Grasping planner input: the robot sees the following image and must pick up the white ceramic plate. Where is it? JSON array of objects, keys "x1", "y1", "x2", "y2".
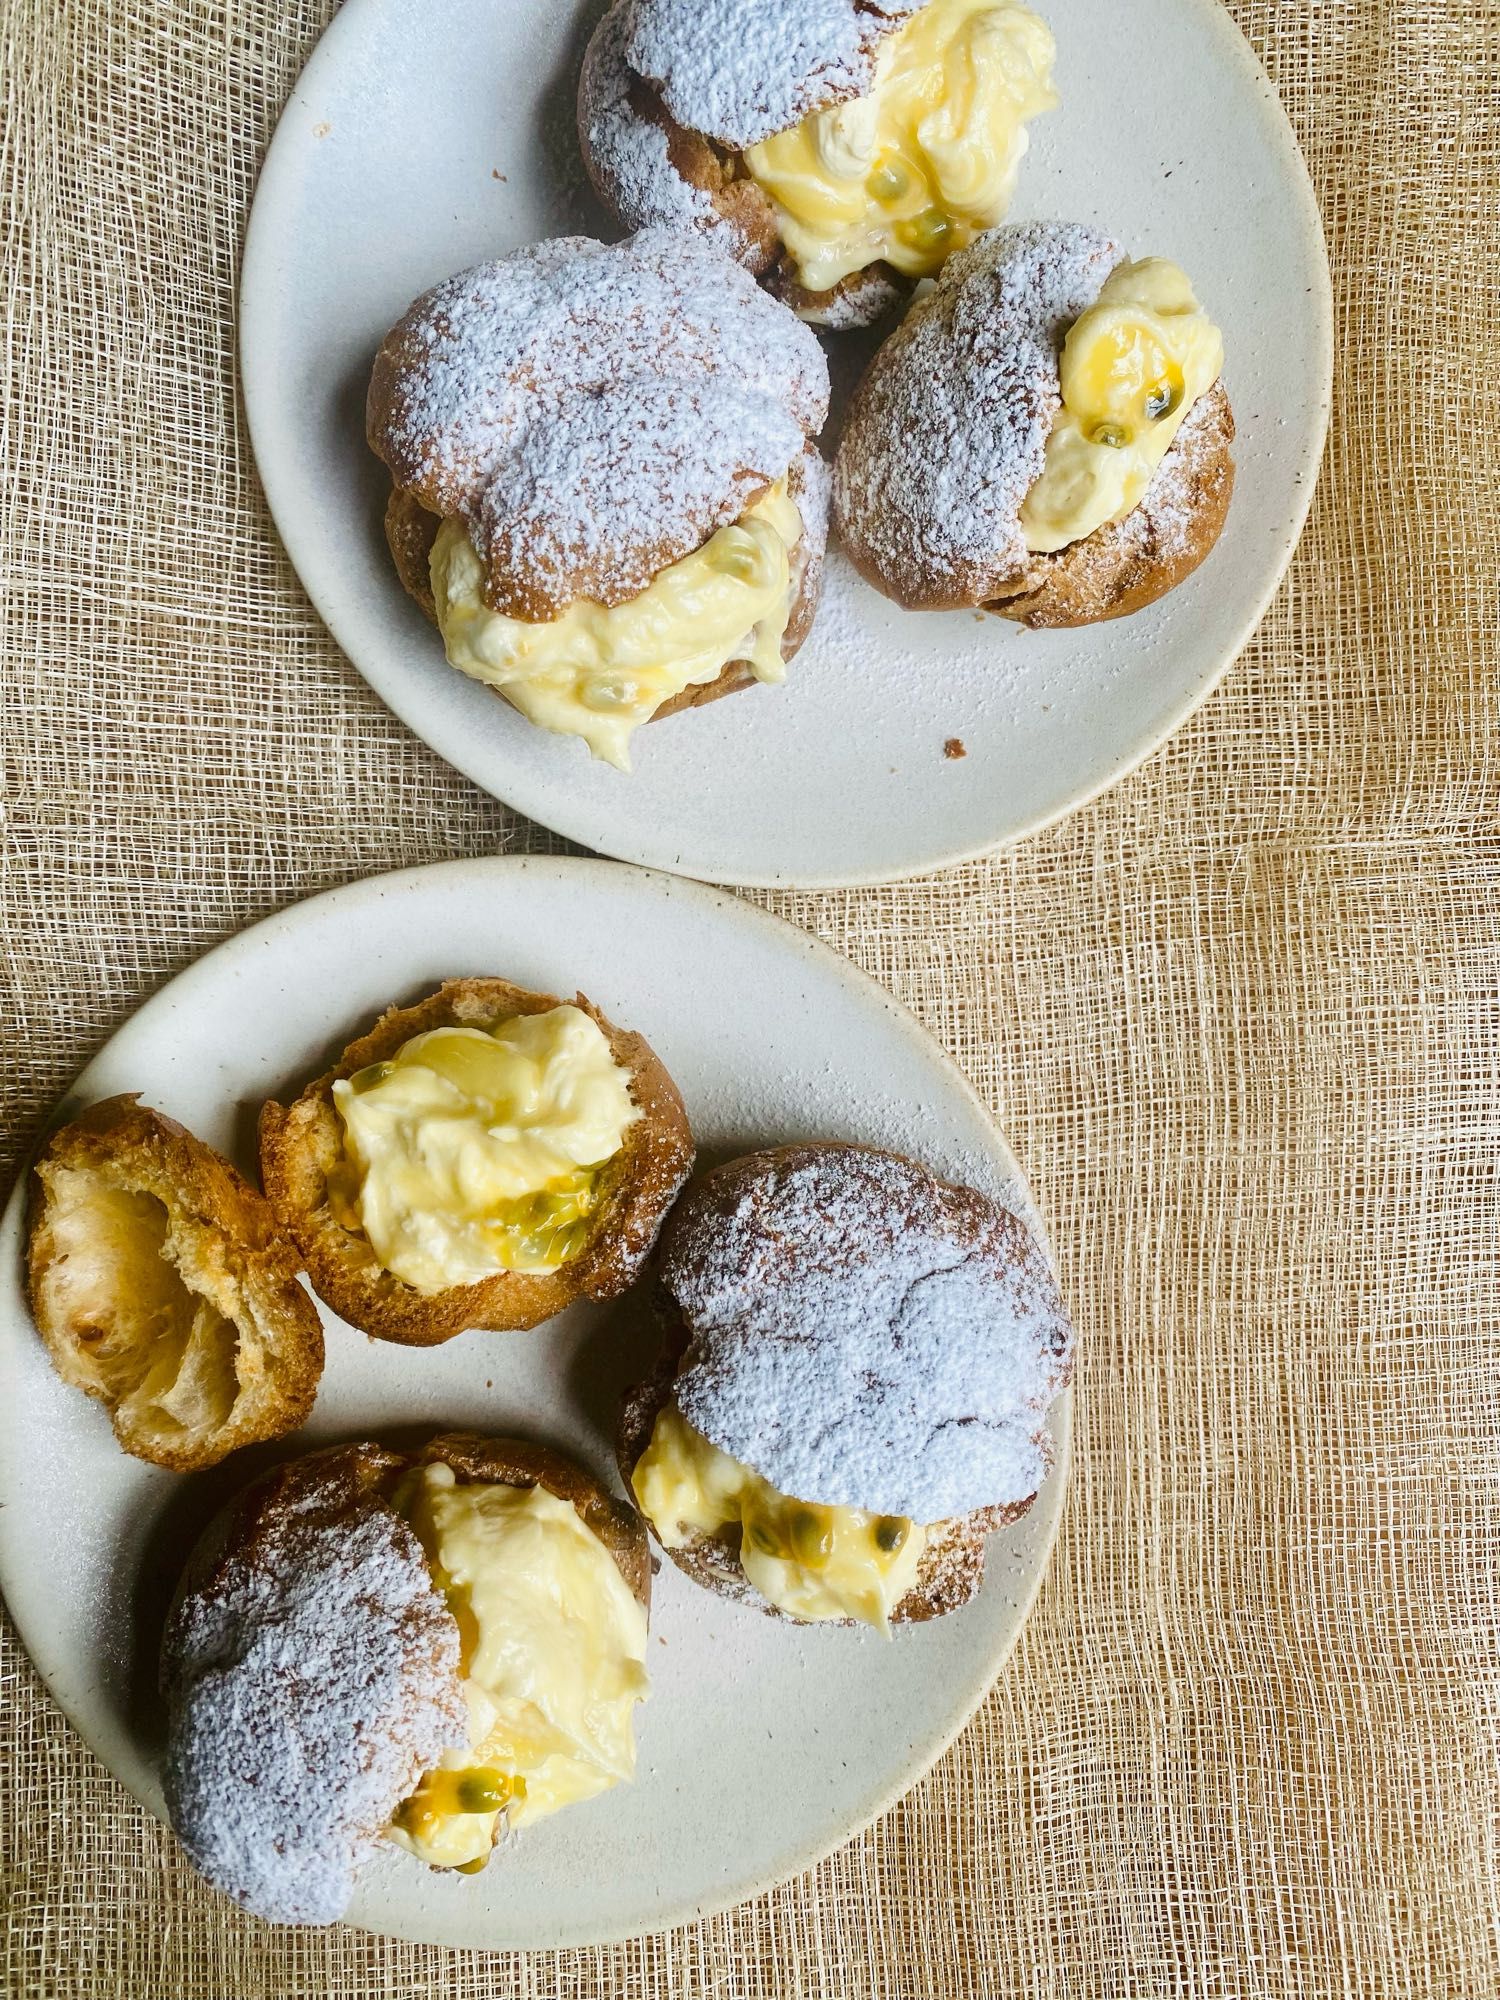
[
  {"x1": 240, "y1": 0, "x2": 1331, "y2": 889},
  {"x1": 0, "y1": 857, "x2": 1070, "y2": 1948}
]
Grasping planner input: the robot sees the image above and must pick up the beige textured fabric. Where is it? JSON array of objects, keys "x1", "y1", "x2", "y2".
[{"x1": 2, "y1": 0, "x2": 1497, "y2": 1993}]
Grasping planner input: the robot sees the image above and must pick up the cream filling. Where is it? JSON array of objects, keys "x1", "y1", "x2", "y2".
[
  {"x1": 744, "y1": 0, "x2": 1056, "y2": 295},
  {"x1": 389, "y1": 1465, "x2": 650, "y2": 1871},
  {"x1": 431, "y1": 482, "x2": 804, "y2": 771},
  {"x1": 1020, "y1": 256, "x2": 1224, "y2": 554},
  {"x1": 631, "y1": 1404, "x2": 927, "y2": 1632},
  {"x1": 331, "y1": 1005, "x2": 639, "y2": 1294}
]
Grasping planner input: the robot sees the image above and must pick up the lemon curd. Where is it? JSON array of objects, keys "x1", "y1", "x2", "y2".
[
  {"x1": 1020, "y1": 257, "x2": 1224, "y2": 553},
  {"x1": 430, "y1": 481, "x2": 803, "y2": 771},
  {"x1": 632, "y1": 1404, "x2": 927, "y2": 1631},
  {"x1": 388, "y1": 1465, "x2": 650, "y2": 1871},
  {"x1": 331, "y1": 1005, "x2": 639, "y2": 1294},
  {"x1": 743, "y1": 0, "x2": 1056, "y2": 296}
]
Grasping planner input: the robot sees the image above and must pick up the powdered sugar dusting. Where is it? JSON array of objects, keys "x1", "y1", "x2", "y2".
[
  {"x1": 623, "y1": 0, "x2": 922, "y2": 150},
  {"x1": 578, "y1": 7, "x2": 726, "y2": 239},
  {"x1": 661, "y1": 1146, "x2": 1073, "y2": 1521},
  {"x1": 834, "y1": 222, "x2": 1121, "y2": 609},
  {"x1": 371, "y1": 229, "x2": 829, "y2": 619},
  {"x1": 164, "y1": 1493, "x2": 465, "y2": 1925}
]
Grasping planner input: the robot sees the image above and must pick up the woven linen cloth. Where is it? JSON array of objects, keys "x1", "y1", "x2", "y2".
[{"x1": 3, "y1": 0, "x2": 1497, "y2": 1993}]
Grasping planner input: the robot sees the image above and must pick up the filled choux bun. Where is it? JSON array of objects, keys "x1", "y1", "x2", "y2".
[
  {"x1": 161, "y1": 1435, "x2": 650, "y2": 1924},
  {"x1": 834, "y1": 221, "x2": 1236, "y2": 626},
  {"x1": 579, "y1": 0, "x2": 1056, "y2": 329},
  {"x1": 619, "y1": 1143, "x2": 1074, "y2": 1631},
  {"x1": 25, "y1": 1094, "x2": 323, "y2": 1471},
  {"x1": 368, "y1": 228, "x2": 830, "y2": 769},
  {"x1": 259, "y1": 977, "x2": 694, "y2": 1347}
]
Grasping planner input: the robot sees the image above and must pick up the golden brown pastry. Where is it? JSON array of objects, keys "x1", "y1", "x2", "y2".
[
  {"x1": 579, "y1": 0, "x2": 1057, "y2": 329},
  {"x1": 161, "y1": 1434, "x2": 650, "y2": 1924},
  {"x1": 834, "y1": 221, "x2": 1236, "y2": 626},
  {"x1": 368, "y1": 229, "x2": 830, "y2": 769},
  {"x1": 620, "y1": 1143, "x2": 1074, "y2": 1629},
  {"x1": 260, "y1": 978, "x2": 694, "y2": 1346},
  {"x1": 25, "y1": 1095, "x2": 323, "y2": 1471}
]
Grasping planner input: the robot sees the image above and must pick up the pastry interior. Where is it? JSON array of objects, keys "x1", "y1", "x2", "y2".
[
  {"x1": 27, "y1": 1098, "x2": 321, "y2": 1469},
  {"x1": 742, "y1": 0, "x2": 1056, "y2": 297},
  {"x1": 429, "y1": 476, "x2": 807, "y2": 772},
  {"x1": 328, "y1": 1003, "x2": 642, "y2": 1295},
  {"x1": 632, "y1": 1400, "x2": 925, "y2": 1631},
  {"x1": 387, "y1": 1459, "x2": 650, "y2": 1871},
  {"x1": 1018, "y1": 254, "x2": 1224, "y2": 554}
]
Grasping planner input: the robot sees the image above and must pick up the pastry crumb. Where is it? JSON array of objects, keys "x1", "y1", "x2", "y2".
[
  {"x1": 312, "y1": 121, "x2": 331, "y2": 138},
  {"x1": 944, "y1": 737, "x2": 966, "y2": 760},
  {"x1": 492, "y1": 168, "x2": 507, "y2": 181}
]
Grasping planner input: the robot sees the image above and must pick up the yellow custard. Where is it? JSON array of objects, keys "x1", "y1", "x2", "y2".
[
  {"x1": 431, "y1": 481, "x2": 803, "y2": 771},
  {"x1": 1020, "y1": 257, "x2": 1224, "y2": 553},
  {"x1": 389, "y1": 1465, "x2": 650, "y2": 1871},
  {"x1": 632, "y1": 1404, "x2": 926, "y2": 1632},
  {"x1": 744, "y1": 0, "x2": 1056, "y2": 295},
  {"x1": 331, "y1": 1005, "x2": 639, "y2": 1293}
]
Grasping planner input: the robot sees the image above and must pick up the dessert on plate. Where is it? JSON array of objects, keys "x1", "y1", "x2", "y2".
[
  {"x1": 834, "y1": 221, "x2": 1235, "y2": 625},
  {"x1": 579, "y1": 0, "x2": 1056, "y2": 327},
  {"x1": 25, "y1": 1094, "x2": 323, "y2": 1470},
  {"x1": 621, "y1": 1143, "x2": 1074, "y2": 1630},
  {"x1": 368, "y1": 228, "x2": 830, "y2": 769},
  {"x1": 161, "y1": 1433, "x2": 651, "y2": 1923},
  {"x1": 259, "y1": 978, "x2": 693, "y2": 1345}
]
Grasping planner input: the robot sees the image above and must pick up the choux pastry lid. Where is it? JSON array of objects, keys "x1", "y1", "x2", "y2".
[{"x1": 623, "y1": 0, "x2": 924, "y2": 152}]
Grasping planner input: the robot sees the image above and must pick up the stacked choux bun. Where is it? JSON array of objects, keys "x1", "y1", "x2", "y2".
[
  {"x1": 367, "y1": 229, "x2": 830, "y2": 770},
  {"x1": 834, "y1": 222, "x2": 1235, "y2": 625},
  {"x1": 621, "y1": 1144, "x2": 1073, "y2": 1631},
  {"x1": 161, "y1": 1435, "x2": 650, "y2": 1923},
  {"x1": 579, "y1": 0, "x2": 1057, "y2": 328}
]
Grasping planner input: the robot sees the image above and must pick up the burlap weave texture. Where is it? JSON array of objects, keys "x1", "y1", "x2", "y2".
[{"x1": 3, "y1": 0, "x2": 1497, "y2": 1993}]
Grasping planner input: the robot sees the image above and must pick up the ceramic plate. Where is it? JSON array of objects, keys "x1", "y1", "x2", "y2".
[
  {"x1": 0, "y1": 857, "x2": 1070, "y2": 1947},
  {"x1": 240, "y1": 0, "x2": 1331, "y2": 889}
]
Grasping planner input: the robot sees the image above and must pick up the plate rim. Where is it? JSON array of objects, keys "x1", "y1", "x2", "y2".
[
  {"x1": 238, "y1": 0, "x2": 1334, "y2": 892},
  {"x1": 0, "y1": 854, "x2": 1073, "y2": 1947}
]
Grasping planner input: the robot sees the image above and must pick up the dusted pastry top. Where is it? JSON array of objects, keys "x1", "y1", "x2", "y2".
[
  {"x1": 658, "y1": 1145, "x2": 1073, "y2": 1522},
  {"x1": 623, "y1": 0, "x2": 925, "y2": 152},
  {"x1": 368, "y1": 229, "x2": 828, "y2": 623},
  {"x1": 331, "y1": 1005, "x2": 640, "y2": 1293}
]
